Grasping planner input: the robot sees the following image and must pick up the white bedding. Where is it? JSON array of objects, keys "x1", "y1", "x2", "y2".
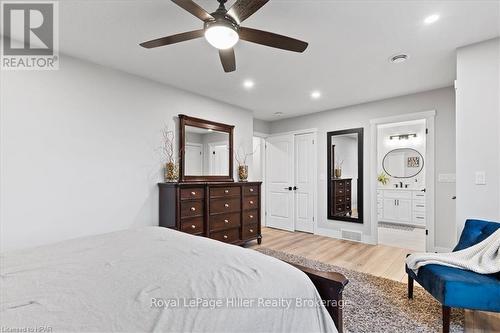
[{"x1": 0, "y1": 227, "x2": 336, "y2": 332}]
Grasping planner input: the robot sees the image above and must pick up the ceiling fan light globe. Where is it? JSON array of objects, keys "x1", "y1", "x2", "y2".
[{"x1": 204, "y1": 25, "x2": 239, "y2": 50}]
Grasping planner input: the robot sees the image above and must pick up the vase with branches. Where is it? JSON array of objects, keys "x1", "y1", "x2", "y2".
[
  {"x1": 161, "y1": 125, "x2": 178, "y2": 182},
  {"x1": 234, "y1": 143, "x2": 255, "y2": 182},
  {"x1": 334, "y1": 159, "x2": 344, "y2": 179}
]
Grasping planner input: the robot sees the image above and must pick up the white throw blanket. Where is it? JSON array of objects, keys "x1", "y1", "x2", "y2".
[{"x1": 406, "y1": 229, "x2": 500, "y2": 274}]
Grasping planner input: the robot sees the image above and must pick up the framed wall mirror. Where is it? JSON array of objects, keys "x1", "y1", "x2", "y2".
[
  {"x1": 179, "y1": 114, "x2": 234, "y2": 182},
  {"x1": 382, "y1": 148, "x2": 424, "y2": 178},
  {"x1": 327, "y1": 128, "x2": 364, "y2": 223}
]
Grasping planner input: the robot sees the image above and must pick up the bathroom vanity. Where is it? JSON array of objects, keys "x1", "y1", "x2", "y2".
[{"x1": 377, "y1": 189, "x2": 426, "y2": 226}]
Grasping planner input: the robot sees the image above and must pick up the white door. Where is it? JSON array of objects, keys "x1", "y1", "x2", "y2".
[
  {"x1": 397, "y1": 199, "x2": 412, "y2": 223},
  {"x1": 266, "y1": 134, "x2": 294, "y2": 231},
  {"x1": 185, "y1": 143, "x2": 203, "y2": 175},
  {"x1": 209, "y1": 144, "x2": 229, "y2": 175},
  {"x1": 383, "y1": 198, "x2": 398, "y2": 221},
  {"x1": 294, "y1": 133, "x2": 315, "y2": 233}
]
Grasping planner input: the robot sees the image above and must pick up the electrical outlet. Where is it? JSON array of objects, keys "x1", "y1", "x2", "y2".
[{"x1": 475, "y1": 171, "x2": 486, "y2": 185}]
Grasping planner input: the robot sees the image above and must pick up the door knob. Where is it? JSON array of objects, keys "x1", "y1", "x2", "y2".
[
  {"x1": 293, "y1": 186, "x2": 299, "y2": 190},
  {"x1": 283, "y1": 187, "x2": 292, "y2": 191}
]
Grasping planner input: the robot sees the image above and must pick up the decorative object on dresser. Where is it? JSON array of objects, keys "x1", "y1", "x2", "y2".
[
  {"x1": 330, "y1": 178, "x2": 353, "y2": 217},
  {"x1": 159, "y1": 182, "x2": 262, "y2": 245},
  {"x1": 160, "y1": 124, "x2": 179, "y2": 182},
  {"x1": 327, "y1": 128, "x2": 364, "y2": 223},
  {"x1": 234, "y1": 143, "x2": 254, "y2": 182}
]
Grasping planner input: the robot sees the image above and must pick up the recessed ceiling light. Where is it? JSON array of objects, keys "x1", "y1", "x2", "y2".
[
  {"x1": 390, "y1": 54, "x2": 409, "y2": 64},
  {"x1": 273, "y1": 112, "x2": 284, "y2": 116},
  {"x1": 243, "y1": 79, "x2": 254, "y2": 89},
  {"x1": 311, "y1": 91, "x2": 321, "y2": 99},
  {"x1": 424, "y1": 14, "x2": 440, "y2": 25}
]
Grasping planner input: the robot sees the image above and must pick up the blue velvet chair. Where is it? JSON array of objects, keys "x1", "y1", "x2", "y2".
[{"x1": 406, "y1": 219, "x2": 500, "y2": 333}]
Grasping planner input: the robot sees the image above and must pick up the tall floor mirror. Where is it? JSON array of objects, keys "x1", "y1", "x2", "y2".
[{"x1": 327, "y1": 128, "x2": 364, "y2": 223}]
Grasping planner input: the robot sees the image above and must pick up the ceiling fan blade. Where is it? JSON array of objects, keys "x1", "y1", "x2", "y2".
[
  {"x1": 239, "y1": 27, "x2": 308, "y2": 53},
  {"x1": 140, "y1": 29, "x2": 204, "y2": 49},
  {"x1": 219, "y1": 48, "x2": 236, "y2": 72},
  {"x1": 171, "y1": 0, "x2": 214, "y2": 22},
  {"x1": 227, "y1": 0, "x2": 269, "y2": 24}
]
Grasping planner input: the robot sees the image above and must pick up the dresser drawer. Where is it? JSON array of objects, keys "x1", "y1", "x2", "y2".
[
  {"x1": 242, "y1": 196, "x2": 259, "y2": 210},
  {"x1": 242, "y1": 223, "x2": 258, "y2": 239},
  {"x1": 211, "y1": 228, "x2": 240, "y2": 243},
  {"x1": 180, "y1": 200, "x2": 204, "y2": 218},
  {"x1": 334, "y1": 181, "x2": 345, "y2": 189},
  {"x1": 210, "y1": 186, "x2": 241, "y2": 198},
  {"x1": 243, "y1": 185, "x2": 259, "y2": 196},
  {"x1": 210, "y1": 212, "x2": 241, "y2": 231},
  {"x1": 180, "y1": 187, "x2": 204, "y2": 200},
  {"x1": 413, "y1": 201, "x2": 426, "y2": 212},
  {"x1": 335, "y1": 187, "x2": 346, "y2": 196},
  {"x1": 413, "y1": 191, "x2": 426, "y2": 200},
  {"x1": 345, "y1": 180, "x2": 351, "y2": 187},
  {"x1": 242, "y1": 209, "x2": 258, "y2": 225},
  {"x1": 336, "y1": 196, "x2": 345, "y2": 204},
  {"x1": 210, "y1": 197, "x2": 241, "y2": 214},
  {"x1": 181, "y1": 217, "x2": 204, "y2": 234},
  {"x1": 335, "y1": 204, "x2": 345, "y2": 213}
]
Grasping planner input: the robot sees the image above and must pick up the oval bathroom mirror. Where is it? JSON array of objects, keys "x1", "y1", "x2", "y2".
[{"x1": 382, "y1": 148, "x2": 424, "y2": 178}]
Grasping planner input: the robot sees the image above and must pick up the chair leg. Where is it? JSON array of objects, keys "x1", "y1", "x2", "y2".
[
  {"x1": 407, "y1": 275, "x2": 414, "y2": 299},
  {"x1": 442, "y1": 305, "x2": 450, "y2": 333}
]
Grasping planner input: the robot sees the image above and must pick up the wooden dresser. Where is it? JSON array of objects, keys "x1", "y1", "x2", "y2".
[
  {"x1": 158, "y1": 182, "x2": 262, "y2": 245},
  {"x1": 330, "y1": 178, "x2": 352, "y2": 217}
]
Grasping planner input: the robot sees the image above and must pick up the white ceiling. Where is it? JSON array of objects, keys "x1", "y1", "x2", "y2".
[{"x1": 54, "y1": 1, "x2": 500, "y2": 120}]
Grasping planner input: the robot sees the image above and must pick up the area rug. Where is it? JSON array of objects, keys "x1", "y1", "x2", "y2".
[{"x1": 256, "y1": 248, "x2": 464, "y2": 333}]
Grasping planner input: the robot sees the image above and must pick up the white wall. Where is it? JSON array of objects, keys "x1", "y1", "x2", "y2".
[
  {"x1": 270, "y1": 87, "x2": 456, "y2": 249},
  {"x1": 253, "y1": 119, "x2": 271, "y2": 135},
  {"x1": 456, "y1": 38, "x2": 500, "y2": 234},
  {"x1": 0, "y1": 55, "x2": 254, "y2": 251}
]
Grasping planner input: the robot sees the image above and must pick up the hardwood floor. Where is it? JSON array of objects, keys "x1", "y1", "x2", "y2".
[{"x1": 250, "y1": 227, "x2": 499, "y2": 333}]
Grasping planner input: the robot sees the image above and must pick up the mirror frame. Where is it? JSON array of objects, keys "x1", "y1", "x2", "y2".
[
  {"x1": 327, "y1": 128, "x2": 364, "y2": 224},
  {"x1": 179, "y1": 114, "x2": 234, "y2": 183},
  {"x1": 382, "y1": 148, "x2": 424, "y2": 179}
]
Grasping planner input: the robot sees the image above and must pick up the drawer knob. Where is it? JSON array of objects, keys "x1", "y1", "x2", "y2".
[
  {"x1": 191, "y1": 191, "x2": 196, "y2": 196},
  {"x1": 223, "y1": 235, "x2": 228, "y2": 239},
  {"x1": 339, "y1": 190, "x2": 343, "y2": 193},
  {"x1": 249, "y1": 188, "x2": 254, "y2": 192},
  {"x1": 224, "y1": 189, "x2": 229, "y2": 194},
  {"x1": 249, "y1": 200, "x2": 254, "y2": 205},
  {"x1": 249, "y1": 215, "x2": 254, "y2": 219},
  {"x1": 191, "y1": 224, "x2": 196, "y2": 229},
  {"x1": 224, "y1": 219, "x2": 229, "y2": 224},
  {"x1": 249, "y1": 229, "x2": 254, "y2": 233},
  {"x1": 190, "y1": 207, "x2": 196, "y2": 211},
  {"x1": 224, "y1": 203, "x2": 229, "y2": 208}
]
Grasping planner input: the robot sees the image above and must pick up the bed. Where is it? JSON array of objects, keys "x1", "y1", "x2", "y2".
[{"x1": 0, "y1": 227, "x2": 346, "y2": 332}]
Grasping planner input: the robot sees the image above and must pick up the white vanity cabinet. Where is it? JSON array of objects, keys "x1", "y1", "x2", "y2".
[{"x1": 377, "y1": 189, "x2": 426, "y2": 226}]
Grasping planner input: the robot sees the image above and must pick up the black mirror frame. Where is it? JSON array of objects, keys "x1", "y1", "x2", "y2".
[{"x1": 327, "y1": 128, "x2": 364, "y2": 224}]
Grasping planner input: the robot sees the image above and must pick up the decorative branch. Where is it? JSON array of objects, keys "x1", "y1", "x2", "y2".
[
  {"x1": 160, "y1": 124, "x2": 175, "y2": 164},
  {"x1": 234, "y1": 142, "x2": 257, "y2": 166}
]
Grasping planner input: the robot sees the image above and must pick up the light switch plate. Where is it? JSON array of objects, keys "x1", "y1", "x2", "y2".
[{"x1": 475, "y1": 171, "x2": 486, "y2": 185}]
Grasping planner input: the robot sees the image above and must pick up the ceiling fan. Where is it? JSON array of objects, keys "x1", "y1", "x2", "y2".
[{"x1": 139, "y1": 0, "x2": 308, "y2": 73}]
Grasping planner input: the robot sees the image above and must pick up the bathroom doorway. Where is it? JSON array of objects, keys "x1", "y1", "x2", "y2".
[{"x1": 370, "y1": 111, "x2": 436, "y2": 252}]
